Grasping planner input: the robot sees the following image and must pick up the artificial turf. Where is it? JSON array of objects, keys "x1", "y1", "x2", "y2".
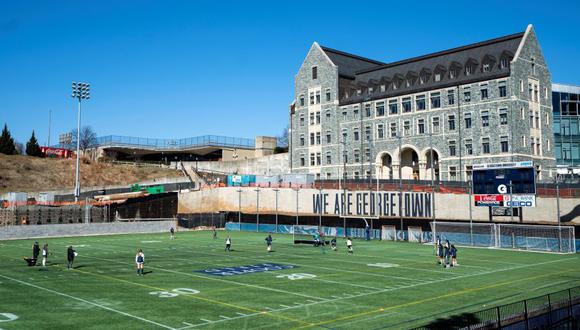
[{"x1": 0, "y1": 230, "x2": 578, "y2": 329}]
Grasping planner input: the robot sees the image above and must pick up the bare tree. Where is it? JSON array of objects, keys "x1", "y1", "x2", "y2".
[
  {"x1": 70, "y1": 126, "x2": 98, "y2": 152},
  {"x1": 277, "y1": 124, "x2": 289, "y2": 148}
]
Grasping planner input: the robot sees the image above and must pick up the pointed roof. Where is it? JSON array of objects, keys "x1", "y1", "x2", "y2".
[{"x1": 319, "y1": 46, "x2": 385, "y2": 78}]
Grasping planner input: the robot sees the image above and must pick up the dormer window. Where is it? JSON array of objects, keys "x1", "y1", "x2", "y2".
[
  {"x1": 368, "y1": 87, "x2": 373, "y2": 94},
  {"x1": 482, "y1": 63, "x2": 490, "y2": 72},
  {"x1": 481, "y1": 54, "x2": 495, "y2": 73},
  {"x1": 465, "y1": 66, "x2": 473, "y2": 76},
  {"x1": 450, "y1": 69, "x2": 457, "y2": 79},
  {"x1": 419, "y1": 69, "x2": 431, "y2": 85},
  {"x1": 380, "y1": 84, "x2": 386, "y2": 92},
  {"x1": 500, "y1": 58, "x2": 509, "y2": 69},
  {"x1": 465, "y1": 59, "x2": 478, "y2": 76},
  {"x1": 434, "y1": 73, "x2": 441, "y2": 82}
]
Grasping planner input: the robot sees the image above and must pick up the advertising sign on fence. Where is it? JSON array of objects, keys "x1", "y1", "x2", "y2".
[{"x1": 474, "y1": 194, "x2": 536, "y2": 207}]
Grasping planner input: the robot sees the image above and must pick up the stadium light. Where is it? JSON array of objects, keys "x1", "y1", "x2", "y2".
[{"x1": 71, "y1": 81, "x2": 91, "y2": 202}]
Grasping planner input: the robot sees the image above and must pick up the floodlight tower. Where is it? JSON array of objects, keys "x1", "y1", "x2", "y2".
[{"x1": 71, "y1": 82, "x2": 90, "y2": 202}]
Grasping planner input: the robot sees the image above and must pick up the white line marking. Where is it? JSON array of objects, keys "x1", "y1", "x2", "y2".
[
  {"x1": 182, "y1": 322, "x2": 193, "y2": 326},
  {"x1": 279, "y1": 304, "x2": 291, "y2": 308},
  {"x1": 0, "y1": 274, "x2": 176, "y2": 330},
  {"x1": 218, "y1": 315, "x2": 229, "y2": 319},
  {"x1": 199, "y1": 318, "x2": 213, "y2": 323},
  {"x1": 236, "y1": 312, "x2": 247, "y2": 316}
]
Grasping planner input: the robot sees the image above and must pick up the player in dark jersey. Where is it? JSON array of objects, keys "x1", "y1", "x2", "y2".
[
  {"x1": 170, "y1": 227, "x2": 175, "y2": 240},
  {"x1": 265, "y1": 235, "x2": 273, "y2": 252},
  {"x1": 330, "y1": 237, "x2": 337, "y2": 251},
  {"x1": 450, "y1": 244, "x2": 458, "y2": 267},
  {"x1": 67, "y1": 246, "x2": 76, "y2": 270}
]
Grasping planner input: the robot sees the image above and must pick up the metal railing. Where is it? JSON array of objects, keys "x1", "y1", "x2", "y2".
[
  {"x1": 92, "y1": 135, "x2": 255, "y2": 150},
  {"x1": 412, "y1": 285, "x2": 580, "y2": 329}
]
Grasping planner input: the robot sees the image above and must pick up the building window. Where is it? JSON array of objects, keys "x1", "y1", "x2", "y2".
[
  {"x1": 535, "y1": 111, "x2": 540, "y2": 129},
  {"x1": 300, "y1": 157, "x2": 305, "y2": 167},
  {"x1": 465, "y1": 66, "x2": 473, "y2": 76},
  {"x1": 449, "y1": 166, "x2": 457, "y2": 181},
  {"x1": 326, "y1": 132, "x2": 331, "y2": 144},
  {"x1": 325, "y1": 111, "x2": 331, "y2": 120},
  {"x1": 365, "y1": 104, "x2": 371, "y2": 117},
  {"x1": 431, "y1": 92, "x2": 441, "y2": 108},
  {"x1": 464, "y1": 90, "x2": 471, "y2": 102},
  {"x1": 389, "y1": 100, "x2": 398, "y2": 114},
  {"x1": 310, "y1": 113, "x2": 315, "y2": 125},
  {"x1": 326, "y1": 173, "x2": 331, "y2": 179},
  {"x1": 299, "y1": 135, "x2": 305, "y2": 146},
  {"x1": 310, "y1": 92, "x2": 314, "y2": 105},
  {"x1": 482, "y1": 63, "x2": 490, "y2": 72},
  {"x1": 300, "y1": 115, "x2": 305, "y2": 127},
  {"x1": 418, "y1": 119, "x2": 425, "y2": 134},
  {"x1": 365, "y1": 126, "x2": 371, "y2": 141},
  {"x1": 432, "y1": 117, "x2": 440, "y2": 133},
  {"x1": 316, "y1": 152, "x2": 321, "y2": 165},
  {"x1": 482, "y1": 138, "x2": 490, "y2": 154},
  {"x1": 449, "y1": 140, "x2": 456, "y2": 156},
  {"x1": 499, "y1": 108, "x2": 508, "y2": 125},
  {"x1": 481, "y1": 111, "x2": 489, "y2": 127},
  {"x1": 450, "y1": 69, "x2": 457, "y2": 79},
  {"x1": 499, "y1": 81, "x2": 507, "y2": 97},
  {"x1": 377, "y1": 124, "x2": 384, "y2": 139},
  {"x1": 380, "y1": 84, "x2": 386, "y2": 92},
  {"x1": 448, "y1": 115, "x2": 456, "y2": 131},
  {"x1": 376, "y1": 102, "x2": 385, "y2": 116},
  {"x1": 316, "y1": 91, "x2": 321, "y2": 104},
  {"x1": 464, "y1": 113, "x2": 472, "y2": 129},
  {"x1": 465, "y1": 139, "x2": 473, "y2": 155},
  {"x1": 310, "y1": 133, "x2": 315, "y2": 145},
  {"x1": 312, "y1": 66, "x2": 317, "y2": 80},
  {"x1": 326, "y1": 154, "x2": 332, "y2": 165},
  {"x1": 403, "y1": 121, "x2": 411, "y2": 136},
  {"x1": 528, "y1": 83, "x2": 533, "y2": 100},
  {"x1": 343, "y1": 152, "x2": 348, "y2": 164},
  {"x1": 316, "y1": 111, "x2": 321, "y2": 124},
  {"x1": 354, "y1": 171, "x2": 360, "y2": 179},
  {"x1": 390, "y1": 122, "x2": 398, "y2": 138},
  {"x1": 522, "y1": 135, "x2": 526, "y2": 148},
  {"x1": 480, "y1": 87, "x2": 488, "y2": 100},
  {"x1": 520, "y1": 80, "x2": 524, "y2": 93},
  {"x1": 500, "y1": 57, "x2": 509, "y2": 69},
  {"x1": 545, "y1": 113, "x2": 549, "y2": 126},
  {"x1": 531, "y1": 138, "x2": 535, "y2": 155},
  {"x1": 500, "y1": 136, "x2": 509, "y2": 153},
  {"x1": 529, "y1": 111, "x2": 534, "y2": 128},
  {"x1": 354, "y1": 130, "x2": 359, "y2": 141},
  {"x1": 342, "y1": 130, "x2": 347, "y2": 142},
  {"x1": 434, "y1": 73, "x2": 441, "y2": 82},
  {"x1": 402, "y1": 97, "x2": 412, "y2": 112},
  {"x1": 310, "y1": 153, "x2": 315, "y2": 166},
  {"x1": 365, "y1": 148, "x2": 371, "y2": 162},
  {"x1": 416, "y1": 95, "x2": 426, "y2": 110},
  {"x1": 342, "y1": 110, "x2": 347, "y2": 120},
  {"x1": 520, "y1": 107, "x2": 525, "y2": 119},
  {"x1": 353, "y1": 106, "x2": 359, "y2": 117},
  {"x1": 326, "y1": 90, "x2": 331, "y2": 102},
  {"x1": 354, "y1": 150, "x2": 360, "y2": 163},
  {"x1": 448, "y1": 90, "x2": 455, "y2": 105},
  {"x1": 531, "y1": 57, "x2": 535, "y2": 75},
  {"x1": 300, "y1": 96, "x2": 305, "y2": 106}
]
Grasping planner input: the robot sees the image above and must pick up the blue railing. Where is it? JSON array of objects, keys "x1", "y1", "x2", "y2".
[{"x1": 94, "y1": 135, "x2": 255, "y2": 150}]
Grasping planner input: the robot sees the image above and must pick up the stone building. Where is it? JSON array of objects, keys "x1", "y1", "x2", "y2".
[{"x1": 289, "y1": 24, "x2": 555, "y2": 181}]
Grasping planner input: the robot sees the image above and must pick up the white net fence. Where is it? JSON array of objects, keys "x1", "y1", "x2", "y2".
[{"x1": 431, "y1": 221, "x2": 576, "y2": 253}]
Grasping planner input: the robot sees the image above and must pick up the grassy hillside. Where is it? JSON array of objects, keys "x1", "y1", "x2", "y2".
[{"x1": 0, "y1": 154, "x2": 184, "y2": 193}]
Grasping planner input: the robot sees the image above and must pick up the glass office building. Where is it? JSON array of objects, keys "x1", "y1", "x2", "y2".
[{"x1": 553, "y1": 83, "x2": 580, "y2": 166}]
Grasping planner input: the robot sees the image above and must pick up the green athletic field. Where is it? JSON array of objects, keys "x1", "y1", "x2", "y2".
[{"x1": 0, "y1": 230, "x2": 578, "y2": 329}]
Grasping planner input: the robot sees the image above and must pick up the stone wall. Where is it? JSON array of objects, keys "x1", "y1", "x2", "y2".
[
  {"x1": 180, "y1": 153, "x2": 290, "y2": 176},
  {"x1": 0, "y1": 220, "x2": 176, "y2": 240}
]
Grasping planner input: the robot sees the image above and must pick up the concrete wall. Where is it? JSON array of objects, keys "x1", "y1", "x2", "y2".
[
  {"x1": 181, "y1": 153, "x2": 290, "y2": 176},
  {"x1": 0, "y1": 220, "x2": 176, "y2": 240},
  {"x1": 178, "y1": 187, "x2": 580, "y2": 225}
]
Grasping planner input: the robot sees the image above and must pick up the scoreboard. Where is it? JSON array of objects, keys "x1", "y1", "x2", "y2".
[{"x1": 472, "y1": 161, "x2": 536, "y2": 207}]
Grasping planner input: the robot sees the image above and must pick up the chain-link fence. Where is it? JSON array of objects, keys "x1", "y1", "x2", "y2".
[{"x1": 412, "y1": 285, "x2": 580, "y2": 329}]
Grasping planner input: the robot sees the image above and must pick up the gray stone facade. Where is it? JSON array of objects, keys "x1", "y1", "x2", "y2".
[{"x1": 290, "y1": 25, "x2": 555, "y2": 181}]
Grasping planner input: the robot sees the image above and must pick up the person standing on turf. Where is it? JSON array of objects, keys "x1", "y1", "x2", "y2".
[
  {"x1": 265, "y1": 234, "x2": 273, "y2": 252},
  {"x1": 170, "y1": 227, "x2": 175, "y2": 240},
  {"x1": 67, "y1": 246, "x2": 76, "y2": 270},
  {"x1": 443, "y1": 241, "x2": 451, "y2": 268},
  {"x1": 436, "y1": 236, "x2": 443, "y2": 265},
  {"x1": 225, "y1": 236, "x2": 231, "y2": 252},
  {"x1": 135, "y1": 249, "x2": 145, "y2": 276},
  {"x1": 213, "y1": 227, "x2": 217, "y2": 239},
  {"x1": 450, "y1": 244, "x2": 458, "y2": 267},
  {"x1": 330, "y1": 237, "x2": 337, "y2": 251},
  {"x1": 41, "y1": 243, "x2": 49, "y2": 268},
  {"x1": 32, "y1": 241, "x2": 40, "y2": 265},
  {"x1": 346, "y1": 237, "x2": 353, "y2": 254}
]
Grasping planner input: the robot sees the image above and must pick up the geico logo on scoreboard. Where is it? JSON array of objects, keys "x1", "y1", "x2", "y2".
[{"x1": 474, "y1": 194, "x2": 536, "y2": 207}]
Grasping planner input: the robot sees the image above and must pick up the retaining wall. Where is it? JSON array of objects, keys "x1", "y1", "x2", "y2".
[{"x1": 0, "y1": 220, "x2": 175, "y2": 240}]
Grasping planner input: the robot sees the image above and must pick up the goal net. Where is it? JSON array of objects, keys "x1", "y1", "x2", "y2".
[
  {"x1": 431, "y1": 222, "x2": 576, "y2": 253},
  {"x1": 497, "y1": 224, "x2": 576, "y2": 253},
  {"x1": 431, "y1": 221, "x2": 497, "y2": 247}
]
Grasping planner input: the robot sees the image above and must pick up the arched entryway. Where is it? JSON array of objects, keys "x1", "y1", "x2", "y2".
[
  {"x1": 400, "y1": 147, "x2": 419, "y2": 180},
  {"x1": 424, "y1": 148, "x2": 440, "y2": 181},
  {"x1": 376, "y1": 152, "x2": 393, "y2": 179}
]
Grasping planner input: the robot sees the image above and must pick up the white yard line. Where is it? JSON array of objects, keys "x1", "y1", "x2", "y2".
[{"x1": 0, "y1": 274, "x2": 176, "y2": 330}]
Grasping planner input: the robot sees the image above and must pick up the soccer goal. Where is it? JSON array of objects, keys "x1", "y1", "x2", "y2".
[{"x1": 431, "y1": 221, "x2": 576, "y2": 253}]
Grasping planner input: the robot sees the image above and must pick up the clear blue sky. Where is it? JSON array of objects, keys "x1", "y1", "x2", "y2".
[{"x1": 1, "y1": 0, "x2": 579, "y2": 146}]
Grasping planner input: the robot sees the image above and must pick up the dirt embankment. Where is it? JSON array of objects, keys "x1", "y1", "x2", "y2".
[{"x1": 0, "y1": 154, "x2": 184, "y2": 193}]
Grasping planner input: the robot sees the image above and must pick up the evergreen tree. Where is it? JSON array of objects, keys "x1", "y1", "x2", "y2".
[
  {"x1": 26, "y1": 130, "x2": 42, "y2": 157},
  {"x1": 0, "y1": 123, "x2": 17, "y2": 155}
]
